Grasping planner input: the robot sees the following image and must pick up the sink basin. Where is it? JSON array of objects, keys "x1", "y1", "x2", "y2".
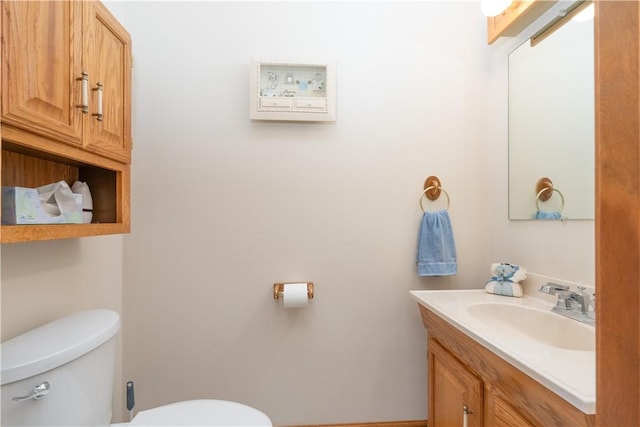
[{"x1": 466, "y1": 303, "x2": 595, "y2": 351}]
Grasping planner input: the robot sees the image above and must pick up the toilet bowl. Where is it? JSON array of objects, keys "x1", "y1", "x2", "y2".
[
  {"x1": 0, "y1": 310, "x2": 272, "y2": 427},
  {"x1": 113, "y1": 399, "x2": 272, "y2": 426}
]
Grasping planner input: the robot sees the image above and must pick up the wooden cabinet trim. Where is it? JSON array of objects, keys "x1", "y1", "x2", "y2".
[
  {"x1": 3, "y1": 125, "x2": 126, "y2": 171},
  {"x1": 1, "y1": 223, "x2": 128, "y2": 244},
  {"x1": 594, "y1": 1, "x2": 640, "y2": 425}
]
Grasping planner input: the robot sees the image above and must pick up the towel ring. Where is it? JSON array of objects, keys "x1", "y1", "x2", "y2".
[
  {"x1": 420, "y1": 186, "x2": 450, "y2": 212},
  {"x1": 536, "y1": 187, "x2": 565, "y2": 213}
]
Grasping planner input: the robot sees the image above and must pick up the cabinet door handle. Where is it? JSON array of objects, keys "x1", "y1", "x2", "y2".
[
  {"x1": 463, "y1": 405, "x2": 473, "y2": 427},
  {"x1": 92, "y1": 82, "x2": 104, "y2": 121},
  {"x1": 76, "y1": 72, "x2": 89, "y2": 113}
]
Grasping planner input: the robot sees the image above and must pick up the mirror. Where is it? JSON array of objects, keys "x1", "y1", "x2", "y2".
[{"x1": 508, "y1": 4, "x2": 594, "y2": 220}]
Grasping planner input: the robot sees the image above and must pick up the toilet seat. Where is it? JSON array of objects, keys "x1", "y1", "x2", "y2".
[{"x1": 126, "y1": 399, "x2": 272, "y2": 426}]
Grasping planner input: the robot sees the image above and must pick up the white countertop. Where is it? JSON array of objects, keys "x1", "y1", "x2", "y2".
[{"x1": 410, "y1": 289, "x2": 595, "y2": 414}]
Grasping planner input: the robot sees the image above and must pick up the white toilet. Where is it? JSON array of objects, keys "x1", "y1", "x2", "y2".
[{"x1": 0, "y1": 310, "x2": 272, "y2": 426}]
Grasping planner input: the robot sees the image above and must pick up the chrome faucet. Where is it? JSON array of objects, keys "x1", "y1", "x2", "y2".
[
  {"x1": 539, "y1": 283, "x2": 574, "y2": 309},
  {"x1": 538, "y1": 282, "x2": 595, "y2": 326}
]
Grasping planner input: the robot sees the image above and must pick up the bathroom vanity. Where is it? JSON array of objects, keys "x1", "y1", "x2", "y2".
[{"x1": 411, "y1": 290, "x2": 595, "y2": 427}]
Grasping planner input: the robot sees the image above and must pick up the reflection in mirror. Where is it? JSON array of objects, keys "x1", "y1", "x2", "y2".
[{"x1": 508, "y1": 3, "x2": 594, "y2": 220}]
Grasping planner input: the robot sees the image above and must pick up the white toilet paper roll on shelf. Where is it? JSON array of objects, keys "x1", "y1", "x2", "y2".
[{"x1": 273, "y1": 282, "x2": 314, "y2": 308}]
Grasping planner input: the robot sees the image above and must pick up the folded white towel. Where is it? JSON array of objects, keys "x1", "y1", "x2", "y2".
[
  {"x1": 484, "y1": 263, "x2": 527, "y2": 298},
  {"x1": 490, "y1": 262, "x2": 527, "y2": 282}
]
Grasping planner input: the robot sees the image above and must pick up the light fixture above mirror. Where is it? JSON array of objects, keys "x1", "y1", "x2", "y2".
[{"x1": 481, "y1": 0, "x2": 515, "y2": 17}]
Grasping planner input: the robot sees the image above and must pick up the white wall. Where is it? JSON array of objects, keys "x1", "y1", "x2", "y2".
[{"x1": 122, "y1": 1, "x2": 493, "y2": 425}]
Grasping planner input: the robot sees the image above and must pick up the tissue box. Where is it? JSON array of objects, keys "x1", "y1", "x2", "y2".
[{"x1": 2, "y1": 186, "x2": 83, "y2": 225}]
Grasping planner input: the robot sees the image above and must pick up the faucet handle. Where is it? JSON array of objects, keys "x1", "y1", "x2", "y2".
[
  {"x1": 539, "y1": 282, "x2": 569, "y2": 294},
  {"x1": 569, "y1": 286, "x2": 591, "y2": 314},
  {"x1": 576, "y1": 286, "x2": 590, "y2": 299}
]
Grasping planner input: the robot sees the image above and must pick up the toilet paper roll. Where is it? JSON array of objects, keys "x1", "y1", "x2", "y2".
[{"x1": 283, "y1": 283, "x2": 309, "y2": 308}]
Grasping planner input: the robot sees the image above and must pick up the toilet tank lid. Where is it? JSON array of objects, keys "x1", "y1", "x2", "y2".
[{"x1": 1, "y1": 309, "x2": 120, "y2": 385}]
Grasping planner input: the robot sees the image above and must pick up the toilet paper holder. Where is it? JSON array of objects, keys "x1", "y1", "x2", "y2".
[{"x1": 273, "y1": 282, "x2": 314, "y2": 300}]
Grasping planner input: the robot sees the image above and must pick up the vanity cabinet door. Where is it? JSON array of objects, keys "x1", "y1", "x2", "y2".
[
  {"x1": 486, "y1": 390, "x2": 535, "y2": 427},
  {"x1": 1, "y1": 0, "x2": 84, "y2": 145},
  {"x1": 429, "y1": 337, "x2": 483, "y2": 427}
]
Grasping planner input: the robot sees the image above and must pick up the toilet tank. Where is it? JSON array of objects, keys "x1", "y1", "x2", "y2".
[{"x1": 1, "y1": 310, "x2": 120, "y2": 426}]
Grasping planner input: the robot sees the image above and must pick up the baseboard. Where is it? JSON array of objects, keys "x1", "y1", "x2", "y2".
[{"x1": 282, "y1": 420, "x2": 428, "y2": 427}]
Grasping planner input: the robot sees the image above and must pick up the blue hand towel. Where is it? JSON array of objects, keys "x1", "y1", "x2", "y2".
[
  {"x1": 535, "y1": 210, "x2": 562, "y2": 220},
  {"x1": 416, "y1": 209, "x2": 457, "y2": 276}
]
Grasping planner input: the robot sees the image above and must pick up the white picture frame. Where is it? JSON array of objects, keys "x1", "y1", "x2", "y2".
[{"x1": 249, "y1": 57, "x2": 336, "y2": 122}]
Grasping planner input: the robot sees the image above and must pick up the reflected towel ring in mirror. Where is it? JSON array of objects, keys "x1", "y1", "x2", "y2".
[
  {"x1": 536, "y1": 187, "x2": 565, "y2": 213},
  {"x1": 419, "y1": 186, "x2": 451, "y2": 212}
]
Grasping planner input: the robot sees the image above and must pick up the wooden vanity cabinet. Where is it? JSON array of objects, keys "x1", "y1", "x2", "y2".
[
  {"x1": 418, "y1": 304, "x2": 595, "y2": 427},
  {"x1": 1, "y1": 0, "x2": 131, "y2": 243},
  {"x1": 487, "y1": 0, "x2": 556, "y2": 44}
]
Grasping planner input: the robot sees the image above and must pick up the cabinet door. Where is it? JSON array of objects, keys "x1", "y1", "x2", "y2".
[
  {"x1": 83, "y1": 0, "x2": 131, "y2": 163},
  {"x1": 490, "y1": 393, "x2": 534, "y2": 427},
  {"x1": 1, "y1": 0, "x2": 83, "y2": 145},
  {"x1": 429, "y1": 338, "x2": 483, "y2": 427}
]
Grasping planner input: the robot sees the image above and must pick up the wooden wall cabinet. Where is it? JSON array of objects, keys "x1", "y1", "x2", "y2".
[
  {"x1": 418, "y1": 304, "x2": 595, "y2": 427},
  {"x1": 487, "y1": 0, "x2": 557, "y2": 44},
  {"x1": 1, "y1": 0, "x2": 131, "y2": 243}
]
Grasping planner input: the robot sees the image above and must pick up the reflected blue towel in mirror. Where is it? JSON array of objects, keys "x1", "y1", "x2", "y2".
[
  {"x1": 535, "y1": 210, "x2": 562, "y2": 220},
  {"x1": 416, "y1": 209, "x2": 457, "y2": 276}
]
